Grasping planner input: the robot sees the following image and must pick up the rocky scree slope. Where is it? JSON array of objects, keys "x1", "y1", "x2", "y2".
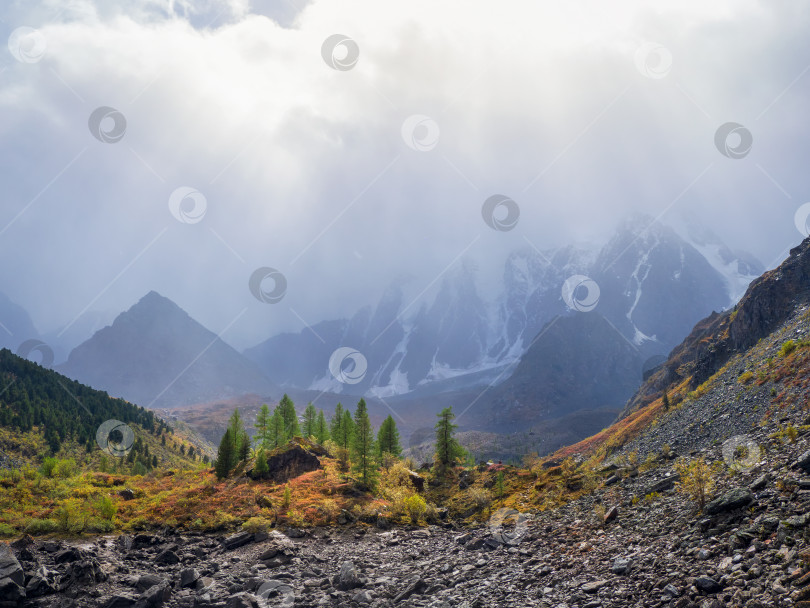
[{"x1": 623, "y1": 236, "x2": 810, "y2": 419}]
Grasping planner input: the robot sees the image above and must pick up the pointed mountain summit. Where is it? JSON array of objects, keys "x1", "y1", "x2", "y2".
[{"x1": 59, "y1": 291, "x2": 277, "y2": 408}]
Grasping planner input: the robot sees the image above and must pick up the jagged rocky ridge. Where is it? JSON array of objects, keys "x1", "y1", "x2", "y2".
[
  {"x1": 245, "y1": 217, "x2": 760, "y2": 398},
  {"x1": 623, "y1": 235, "x2": 810, "y2": 419}
]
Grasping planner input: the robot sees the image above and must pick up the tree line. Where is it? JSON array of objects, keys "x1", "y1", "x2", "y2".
[
  {"x1": 0, "y1": 349, "x2": 168, "y2": 454},
  {"x1": 214, "y1": 394, "x2": 466, "y2": 489}
]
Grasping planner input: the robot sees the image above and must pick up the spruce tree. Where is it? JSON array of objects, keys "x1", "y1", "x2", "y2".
[
  {"x1": 226, "y1": 409, "x2": 250, "y2": 463},
  {"x1": 269, "y1": 408, "x2": 285, "y2": 448},
  {"x1": 434, "y1": 406, "x2": 465, "y2": 468},
  {"x1": 339, "y1": 409, "x2": 355, "y2": 451},
  {"x1": 377, "y1": 415, "x2": 402, "y2": 457},
  {"x1": 315, "y1": 410, "x2": 329, "y2": 444},
  {"x1": 330, "y1": 403, "x2": 344, "y2": 441},
  {"x1": 278, "y1": 394, "x2": 300, "y2": 439},
  {"x1": 238, "y1": 429, "x2": 251, "y2": 462},
  {"x1": 215, "y1": 428, "x2": 235, "y2": 479},
  {"x1": 302, "y1": 402, "x2": 318, "y2": 439},
  {"x1": 254, "y1": 404, "x2": 272, "y2": 449},
  {"x1": 254, "y1": 447, "x2": 269, "y2": 477},
  {"x1": 351, "y1": 399, "x2": 376, "y2": 489}
]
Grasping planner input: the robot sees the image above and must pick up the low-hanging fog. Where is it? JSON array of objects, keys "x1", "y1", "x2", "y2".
[{"x1": 1, "y1": 0, "x2": 809, "y2": 350}]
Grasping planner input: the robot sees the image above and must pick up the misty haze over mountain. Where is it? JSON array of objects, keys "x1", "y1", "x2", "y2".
[{"x1": 1, "y1": 0, "x2": 809, "y2": 359}]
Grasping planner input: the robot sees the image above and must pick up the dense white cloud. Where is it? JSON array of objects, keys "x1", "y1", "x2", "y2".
[{"x1": 1, "y1": 0, "x2": 808, "y2": 348}]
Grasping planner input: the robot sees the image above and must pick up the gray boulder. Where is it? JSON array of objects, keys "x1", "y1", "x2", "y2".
[{"x1": 704, "y1": 488, "x2": 753, "y2": 515}]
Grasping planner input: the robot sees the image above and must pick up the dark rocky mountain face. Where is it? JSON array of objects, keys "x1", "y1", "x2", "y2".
[
  {"x1": 482, "y1": 312, "x2": 644, "y2": 433},
  {"x1": 623, "y1": 235, "x2": 810, "y2": 419},
  {"x1": 58, "y1": 291, "x2": 277, "y2": 408},
  {"x1": 244, "y1": 263, "x2": 491, "y2": 397},
  {"x1": 590, "y1": 217, "x2": 731, "y2": 352},
  {"x1": 245, "y1": 217, "x2": 755, "y2": 402}
]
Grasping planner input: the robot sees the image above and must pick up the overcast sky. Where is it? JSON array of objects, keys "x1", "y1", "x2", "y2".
[{"x1": 1, "y1": 0, "x2": 809, "y2": 349}]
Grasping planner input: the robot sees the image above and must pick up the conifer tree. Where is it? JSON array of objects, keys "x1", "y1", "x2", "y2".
[
  {"x1": 278, "y1": 394, "x2": 300, "y2": 439},
  {"x1": 338, "y1": 409, "x2": 355, "y2": 451},
  {"x1": 315, "y1": 410, "x2": 329, "y2": 444},
  {"x1": 351, "y1": 399, "x2": 376, "y2": 489},
  {"x1": 269, "y1": 408, "x2": 285, "y2": 448},
  {"x1": 254, "y1": 404, "x2": 272, "y2": 449},
  {"x1": 254, "y1": 447, "x2": 269, "y2": 477},
  {"x1": 226, "y1": 409, "x2": 250, "y2": 463},
  {"x1": 377, "y1": 415, "x2": 402, "y2": 457},
  {"x1": 302, "y1": 402, "x2": 318, "y2": 438},
  {"x1": 215, "y1": 428, "x2": 235, "y2": 479},
  {"x1": 330, "y1": 403, "x2": 344, "y2": 441},
  {"x1": 434, "y1": 406, "x2": 466, "y2": 469}
]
